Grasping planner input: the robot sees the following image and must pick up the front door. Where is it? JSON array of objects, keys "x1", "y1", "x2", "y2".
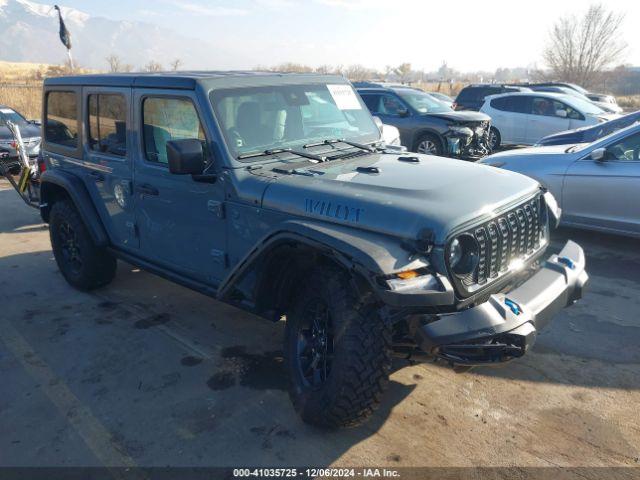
[
  {"x1": 83, "y1": 87, "x2": 138, "y2": 249},
  {"x1": 132, "y1": 90, "x2": 227, "y2": 285},
  {"x1": 526, "y1": 97, "x2": 571, "y2": 144},
  {"x1": 562, "y1": 131, "x2": 640, "y2": 236}
]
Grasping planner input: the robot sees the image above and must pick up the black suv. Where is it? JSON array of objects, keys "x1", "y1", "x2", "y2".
[
  {"x1": 355, "y1": 83, "x2": 492, "y2": 159},
  {"x1": 455, "y1": 84, "x2": 531, "y2": 111}
]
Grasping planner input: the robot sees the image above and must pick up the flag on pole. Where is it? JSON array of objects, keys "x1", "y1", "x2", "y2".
[{"x1": 54, "y1": 5, "x2": 72, "y2": 50}]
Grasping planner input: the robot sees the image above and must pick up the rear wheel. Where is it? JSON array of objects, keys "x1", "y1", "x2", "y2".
[
  {"x1": 285, "y1": 266, "x2": 392, "y2": 428},
  {"x1": 415, "y1": 133, "x2": 443, "y2": 156},
  {"x1": 49, "y1": 200, "x2": 116, "y2": 291}
]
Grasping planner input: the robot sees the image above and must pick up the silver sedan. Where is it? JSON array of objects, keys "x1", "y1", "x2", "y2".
[{"x1": 479, "y1": 123, "x2": 640, "y2": 238}]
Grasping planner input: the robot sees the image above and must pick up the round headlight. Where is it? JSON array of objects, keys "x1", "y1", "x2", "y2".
[
  {"x1": 448, "y1": 234, "x2": 479, "y2": 277},
  {"x1": 449, "y1": 238, "x2": 462, "y2": 268}
]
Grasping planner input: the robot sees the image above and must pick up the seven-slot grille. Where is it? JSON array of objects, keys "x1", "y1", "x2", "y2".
[{"x1": 455, "y1": 195, "x2": 546, "y2": 292}]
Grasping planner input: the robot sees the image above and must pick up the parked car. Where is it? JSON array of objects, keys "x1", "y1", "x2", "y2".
[
  {"x1": 33, "y1": 72, "x2": 586, "y2": 428},
  {"x1": 536, "y1": 110, "x2": 640, "y2": 146},
  {"x1": 356, "y1": 84, "x2": 491, "y2": 159},
  {"x1": 0, "y1": 105, "x2": 41, "y2": 165},
  {"x1": 531, "y1": 82, "x2": 590, "y2": 95},
  {"x1": 586, "y1": 93, "x2": 623, "y2": 114},
  {"x1": 480, "y1": 122, "x2": 640, "y2": 238},
  {"x1": 481, "y1": 92, "x2": 618, "y2": 149},
  {"x1": 525, "y1": 85, "x2": 622, "y2": 114},
  {"x1": 453, "y1": 84, "x2": 531, "y2": 111}
]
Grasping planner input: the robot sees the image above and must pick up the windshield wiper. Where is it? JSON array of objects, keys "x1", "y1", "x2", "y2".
[
  {"x1": 237, "y1": 148, "x2": 326, "y2": 162},
  {"x1": 303, "y1": 138, "x2": 378, "y2": 152}
]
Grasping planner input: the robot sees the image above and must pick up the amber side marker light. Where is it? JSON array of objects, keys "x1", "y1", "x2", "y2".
[{"x1": 396, "y1": 270, "x2": 419, "y2": 280}]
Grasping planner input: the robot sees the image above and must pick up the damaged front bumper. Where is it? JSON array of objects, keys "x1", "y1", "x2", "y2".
[
  {"x1": 410, "y1": 240, "x2": 588, "y2": 366},
  {"x1": 445, "y1": 123, "x2": 491, "y2": 160}
]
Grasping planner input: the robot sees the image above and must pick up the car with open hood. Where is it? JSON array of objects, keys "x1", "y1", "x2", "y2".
[
  {"x1": 35, "y1": 72, "x2": 587, "y2": 428},
  {"x1": 355, "y1": 82, "x2": 492, "y2": 159}
]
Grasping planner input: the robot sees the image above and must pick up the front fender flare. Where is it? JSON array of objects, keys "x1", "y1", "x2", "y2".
[
  {"x1": 217, "y1": 219, "x2": 429, "y2": 301},
  {"x1": 39, "y1": 170, "x2": 109, "y2": 247}
]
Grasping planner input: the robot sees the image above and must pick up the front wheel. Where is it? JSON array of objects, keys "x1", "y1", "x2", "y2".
[
  {"x1": 489, "y1": 127, "x2": 501, "y2": 151},
  {"x1": 415, "y1": 133, "x2": 443, "y2": 156},
  {"x1": 285, "y1": 266, "x2": 392, "y2": 428}
]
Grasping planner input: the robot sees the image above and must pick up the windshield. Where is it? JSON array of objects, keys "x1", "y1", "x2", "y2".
[
  {"x1": 396, "y1": 90, "x2": 452, "y2": 113},
  {"x1": 0, "y1": 107, "x2": 28, "y2": 127},
  {"x1": 563, "y1": 96, "x2": 605, "y2": 115},
  {"x1": 210, "y1": 83, "x2": 380, "y2": 159}
]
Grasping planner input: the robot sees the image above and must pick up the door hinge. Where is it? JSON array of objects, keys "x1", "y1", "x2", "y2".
[{"x1": 207, "y1": 200, "x2": 225, "y2": 219}]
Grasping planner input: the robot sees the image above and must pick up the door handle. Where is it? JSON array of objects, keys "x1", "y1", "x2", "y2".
[
  {"x1": 135, "y1": 184, "x2": 159, "y2": 196},
  {"x1": 89, "y1": 170, "x2": 104, "y2": 181}
]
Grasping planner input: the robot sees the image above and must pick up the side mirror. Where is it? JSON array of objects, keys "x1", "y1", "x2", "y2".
[
  {"x1": 590, "y1": 147, "x2": 606, "y2": 162},
  {"x1": 555, "y1": 109, "x2": 568, "y2": 118},
  {"x1": 372, "y1": 116, "x2": 384, "y2": 134},
  {"x1": 167, "y1": 139, "x2": 205, "y2": 175},
  {"x1": 397, "y1": 107, "x2": 409, "y2": 117}
]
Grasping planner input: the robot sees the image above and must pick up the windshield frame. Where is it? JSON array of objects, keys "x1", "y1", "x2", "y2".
[{"x1": 209, "y1": 82, "x2": 381, "y2": 163}]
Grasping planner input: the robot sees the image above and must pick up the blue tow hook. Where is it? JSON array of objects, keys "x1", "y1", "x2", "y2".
[
  {"x1": 505, "y1": 298, "x2": 522, "y2": 315},
  {"x1": 557, "y1": 256, "x2": 576, "y2": 269}
]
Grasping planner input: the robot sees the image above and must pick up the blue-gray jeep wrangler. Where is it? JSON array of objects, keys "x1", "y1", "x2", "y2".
[{"x1": 38, "y1": 72, "x2": 588, "y2": 428}]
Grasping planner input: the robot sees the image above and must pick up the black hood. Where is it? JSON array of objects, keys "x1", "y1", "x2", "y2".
[{"x1": 424, "y1": 110, "x2": 490, "y2": 123}]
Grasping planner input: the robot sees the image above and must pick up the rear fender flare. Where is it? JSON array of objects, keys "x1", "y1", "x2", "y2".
[{"x1": 39, "y1": 170, "x2": 109, "y2": 246}]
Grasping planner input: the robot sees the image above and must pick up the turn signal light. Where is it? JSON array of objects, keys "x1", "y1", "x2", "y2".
[{"x1": 396, "y1": 270, "x2": 418, "y2": 280}]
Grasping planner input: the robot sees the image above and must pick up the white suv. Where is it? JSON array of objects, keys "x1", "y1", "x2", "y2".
[{"x1": 481, "y1": 92, "x2": 619, "y2": 148}]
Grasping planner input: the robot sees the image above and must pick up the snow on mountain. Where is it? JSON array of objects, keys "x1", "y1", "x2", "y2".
[{"x1": 0, "y1": 0, "x2": 240, "y2": 70}]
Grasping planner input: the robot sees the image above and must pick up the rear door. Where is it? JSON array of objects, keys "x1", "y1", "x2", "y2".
[
  {"x1": 526, "y1": 97, "x2": 571, "y2": 144},
  {"x1": 488, "y1": 96, "x2": 530, "y2": 144},
  {"x1": 562, "y1": 130, "x2": 640, "y2": 235},
  {"x1": 82, "y1": 87, "x2": 139, "y2": 249}
]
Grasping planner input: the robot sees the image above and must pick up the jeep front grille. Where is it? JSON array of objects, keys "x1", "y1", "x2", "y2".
[{"x1": 450, "y1": 194, "x2": 547, "y2": 295}]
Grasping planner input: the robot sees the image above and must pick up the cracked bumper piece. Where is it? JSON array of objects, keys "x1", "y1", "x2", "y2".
[{"x1": 413, "y1": 240, "x2": 588, "y2": 366}]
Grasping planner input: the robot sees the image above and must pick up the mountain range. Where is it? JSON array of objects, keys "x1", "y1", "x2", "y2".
[{"x1": 0, "y1": 0, "x2": 241, "y2": 70}]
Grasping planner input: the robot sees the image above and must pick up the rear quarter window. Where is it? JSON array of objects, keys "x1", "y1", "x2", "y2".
[{"x1": 45, "y1": 91, "x2": 79, "y2": 148}]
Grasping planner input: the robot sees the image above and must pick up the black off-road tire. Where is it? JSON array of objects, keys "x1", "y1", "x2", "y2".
[
  {"x1": 285, "y1": 266, "x2": 392, "y2": 428},
  {"x1": 49, "y1": 200, "x2": 116, "y2": 291}
]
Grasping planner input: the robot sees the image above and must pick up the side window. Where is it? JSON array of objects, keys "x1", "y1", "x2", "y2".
[
  {"x1": 605, "y1": 132, "x2": 640, "y2": 161},
  {"x1": 456, "y1": 88, "x2": 472, "y2": 102},
  {"x1": 142, "y1": 97, "x2": 206, "y2": 165},
  {"x1": 45, "y1": 91, "x2": 78, "y2": 147},
  {"x1": 490, "y1": 97, "x2": 508, "y2": 111},
  {"x1": 379, "y1": 94, "x2": 407, "y2": 116},
  {"x1": 558, "y1": 101, "x2": 583, "y2": 120},
  {"x1": 509, "y1": 96, "x2": 532, "y2": 114},
  {"x1": 531, "y1": 97, "x2": 558, "y2": 116},
  {"x1": 361, "y1": 94, "x2": 381, "y2": 113},
  {"x1": 87, "y1": 94, "x2": 127, "y2": 157}
]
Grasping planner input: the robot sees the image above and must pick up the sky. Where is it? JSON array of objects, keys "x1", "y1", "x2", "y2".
[{"x1": 56, "y1": 0, "x2": 640, "y2": 72}]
